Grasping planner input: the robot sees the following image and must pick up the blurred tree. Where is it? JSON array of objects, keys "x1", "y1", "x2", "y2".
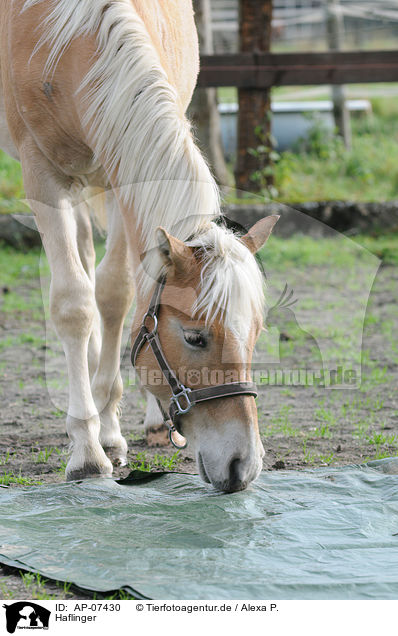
[
  {"x1": 235, "y1": 0, "x2": 274, "y2": 195},
  {"x1": 326, "y1": 0, "x2": 352, "y2": 150},
  {"x1": 189, "y1": 0, "x2": 232, "y2": 186}
]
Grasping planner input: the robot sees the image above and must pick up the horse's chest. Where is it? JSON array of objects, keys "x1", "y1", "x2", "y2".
[{"x1": 10, "y1": 72, "x2": 100, "y2": 178}]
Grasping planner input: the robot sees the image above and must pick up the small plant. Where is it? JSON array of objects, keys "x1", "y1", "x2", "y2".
[
  {"x1": 57, "y1": 459, "x2": 67, "y2": 474},
  {"x1": 353, "y1": 419, "x2": 370, "y2": 440},
  {"x1": 0, "y1": 450, "x2": 11, "y2": 466},
  {"x1": 302, "y1": 439, "x2": 316, "y2": 465},
  {"x1": 51, "y1": 408, "x2": 65, "y2": 418},
  {"x1": 262, "y1": 404, "x2": 299, "y2": 438},
  {"x1": 0, "y1": 580, "x2": 16, "y2": 599},
  {"x1": 360, "y1": 366, "x2": 389, "y2": 392},
  {"x1": 374, "y1": 450, "x2": 393, "y2": 460},
  {"x1": 313, "y1": 423, "x2": 332, "y2": 439},
  {"x1": 128, "y1": 431, "x2": 143, "y2": 442},
  {"x1": 33, "y1": 447, "x2": 55, "y2": 463},
  {"x1": 367, "y1": 432, "x2": 387, "y2": 446},
  {"x1": 128, "y1": 451, "x2": 181, "y2": 472},
  {"x1": 20, "y1": 572, "x2": 56, "y2": 601},
  {"x1": 314, "y1": 406, "x2": 338, "y2": 427},
  {"x1": 318, "y1": 452, "x2": 335, "y2": 465},
  {"x1": 280, "y1": 388, "x2": 296, "y2": 398},
  {"x1": 0, "y1": 471, "x2": 42, "y2": 486},
  {"x1": 61, "y1": 581, "x2": 73, "y2": 595},
  {"x1": 103, "y1": 589, "x2": 136, "y2": 600},
  {"x1": 295, "y1": 117, "x2": 343, "y2": 160},
  {"x1": 366, "y1": 431, "x2": 397, "y2": 449}
]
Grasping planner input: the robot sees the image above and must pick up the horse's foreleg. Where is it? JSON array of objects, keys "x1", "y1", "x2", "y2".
[
  {"x1": 73, "y1": 201, "x2": 102, "y2": 379},
  {"x1": 91, "y1": 199, "x2": 134, "y2": 466},
  {"x1": 20, "y1": 143, "x2": 113, "y2": 480}
]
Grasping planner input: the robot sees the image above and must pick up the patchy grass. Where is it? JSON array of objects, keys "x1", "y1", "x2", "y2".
[
  {"x1": 0, "y1": 245, "x2": 44, "y2": 283},
  {"x1": 31, "y1": 446, "x2": 55, "y2": 464},
  {"x1": 259, "y1": 232, "x2": 398, "y2": 271},
  {"x1": 0, "y1": 471, "x2": 42, "y2": 486},
  {"x1": 0, "y1": 568, "x2": 135, "y2": 601},
  {"x1": 128, "y1": 451, "x2": 181, "y2": 472},
  {"x1": 261, "y1": 404, "x2": 301, "y2": 438},
  {"x1": 19, "y1": 573, "x2": 58, "y2": 601},
  {"x1": 0, "y1": 333, "x2": 46, "y2": 353},
  {"x1": 0, "y1": 451, "x2": 12, "y2": 466},
  {"x1": 0, "y1": 151, "x2": 24, "y2": 213}
]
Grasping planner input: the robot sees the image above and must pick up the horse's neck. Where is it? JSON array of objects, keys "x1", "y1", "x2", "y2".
[
  {"x1": 73, "y1": 0, "x2": 219, "y2": 255},
  {"x1": 97, "y1": 72, "x2": 219, "y2": 292}
]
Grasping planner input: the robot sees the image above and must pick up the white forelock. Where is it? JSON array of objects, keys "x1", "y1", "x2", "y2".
[{"x1": 188, "y1": 224, "x2": 265, "y2": 346}]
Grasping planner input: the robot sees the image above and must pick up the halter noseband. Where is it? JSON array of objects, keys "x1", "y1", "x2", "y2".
[{"x1": 131, "y1": 275, "x2": 258, "y2": 450}]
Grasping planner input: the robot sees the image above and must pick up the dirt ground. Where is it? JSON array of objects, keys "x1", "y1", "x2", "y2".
[{"x1": 0, "y1": 240, "x2": 397, "y2": 599}]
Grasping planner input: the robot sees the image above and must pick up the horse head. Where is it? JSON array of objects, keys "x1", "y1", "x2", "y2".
[{"x1": 132, "y1": 215, "x2": 279, "y2": 492}]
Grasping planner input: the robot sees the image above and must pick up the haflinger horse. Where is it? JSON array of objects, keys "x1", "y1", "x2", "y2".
[{"x1": 0, "y1": 0, "x2": 278, "y2": 492}]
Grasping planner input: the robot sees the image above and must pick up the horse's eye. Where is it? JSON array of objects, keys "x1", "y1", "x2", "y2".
[{"x1": 183, "y1": 331, "x2": 207, "y2": 348}]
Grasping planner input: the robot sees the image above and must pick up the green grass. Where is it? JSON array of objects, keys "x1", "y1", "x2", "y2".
[
  {"x1": 0, "y1": 451, "x2": 12, "y2": 466},
  {"x1": 0, "y1": 245, "x2": 44, "y2": 283},
  {"x1": 270, "y1": 106, "x2": 398, "y2": 202},
  {"x1": 1, "y1": 291, "x2": 44, "y2": 320},
  {"x1": 219, "y1": 93, "x2": 398, "y2": 204},
  {"x1": 128, "y1": 451, "x2": 181, "y2": 472},
  {"x1": 302, "y1": 439, "x2": 317, "y2": 465},
  {"x1": 354, "y1": 233, "x2": 398, "y2": 266},
  {"x1": 0, "y1": 471, "x2": 42, "y2": 486},
  {"x1": 19, "y1": 573, "x2": 58, "y2": 601},
  {"x1": 0, "y1": 570, "x2": 134, "y2": 601},
  {"x1": 262, "y1": 404, "x2": 301, "y2": 438},
  {"x1": 0, "y1": 333, "x2": 46, "y2": 353},
  {"x1": 17, "y1": 572, "x2": 76, "y2": 601},
  {"x1": 259, "y1": 233, "x2": 398, "y2": 272},
  {"x1": 31, "y1": 447, "x2": 55, "y2": 464},
  {"x1": 314, "y1": 406, "x2": 338, "y2": 427},
  {"x1": 0, "y1": 151, "x2": 24, "y2": 213}
]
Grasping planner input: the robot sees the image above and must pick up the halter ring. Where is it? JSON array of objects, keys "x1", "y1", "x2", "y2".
[
  {"x1": 170, "y1": 386, "x2": 193, "y2": 416},
  {"x1": 142, "y1": 312, "x2": 158, "y2": 336}
]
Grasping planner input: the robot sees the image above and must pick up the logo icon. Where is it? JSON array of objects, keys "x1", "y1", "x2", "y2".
[{"x1": 3, "y1": 602, "x2": 51, "y2": 634}]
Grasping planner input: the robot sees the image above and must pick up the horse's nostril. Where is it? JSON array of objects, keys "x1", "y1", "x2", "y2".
[
  {"x1": 223, "y1": 457, "x2": 247, "y2": 493},
  {"x1": 229, "y1": 457, "x2": 241, "y2": 483}
]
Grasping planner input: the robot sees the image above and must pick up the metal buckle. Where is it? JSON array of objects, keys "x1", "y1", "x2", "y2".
[
  {"x1": 142, "y1": 312, "x2": 158, "y2": 337},
  {"x1": 171, "y1": 385, "x2": 193, "y2": 415},
  {"x1": 168, "y1": 426, "x2": 188, "y2": 450}
]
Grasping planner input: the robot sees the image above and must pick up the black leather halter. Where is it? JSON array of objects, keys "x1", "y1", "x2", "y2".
[{"x1": 131, "y1": 275, "x2": 258, "y2": 449}]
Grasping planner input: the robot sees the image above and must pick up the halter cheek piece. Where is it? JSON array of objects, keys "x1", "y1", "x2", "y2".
[{"x1": 131, "y1": 275, "x2": 258, "y2": 450}]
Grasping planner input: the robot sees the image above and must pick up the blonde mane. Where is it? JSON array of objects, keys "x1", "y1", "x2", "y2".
[
  {"x1": 23, "y1": 0, "x2": 265, "y2": 343},
  {"x1": 23, "y1": 0, "x2": 219, "y2": 242}
]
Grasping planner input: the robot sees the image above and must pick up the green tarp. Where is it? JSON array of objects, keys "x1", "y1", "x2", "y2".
[{"x1": 1, "y1": 460, "x2": 398, "y2": 599}]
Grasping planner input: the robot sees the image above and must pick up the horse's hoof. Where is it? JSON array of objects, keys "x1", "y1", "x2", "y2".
[
  {"x1": 101, "y1": 436, "x2": 128, "y2": 468},
  {"x1": 66, "y1": 463, "x2": 113, "y2": 481},
  {"x1": 105, "y1": 450, "x2": 128, "y2": 468},
  {"x1": 146, "y1": 423, "x2": 169, "y2": 447}
]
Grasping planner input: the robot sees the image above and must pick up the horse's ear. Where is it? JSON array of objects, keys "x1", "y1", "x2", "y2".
[
  {"x1": 156, "y1": 227, "x2": 191, "y2": 270},
  {"x1": 240, "y1": 215, "x2": 280, "y2": 254}
]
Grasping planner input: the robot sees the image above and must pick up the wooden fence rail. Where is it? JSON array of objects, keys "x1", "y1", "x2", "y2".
[{"x1": 198, "y1": 50, "x2": 398, "y2": 87}]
